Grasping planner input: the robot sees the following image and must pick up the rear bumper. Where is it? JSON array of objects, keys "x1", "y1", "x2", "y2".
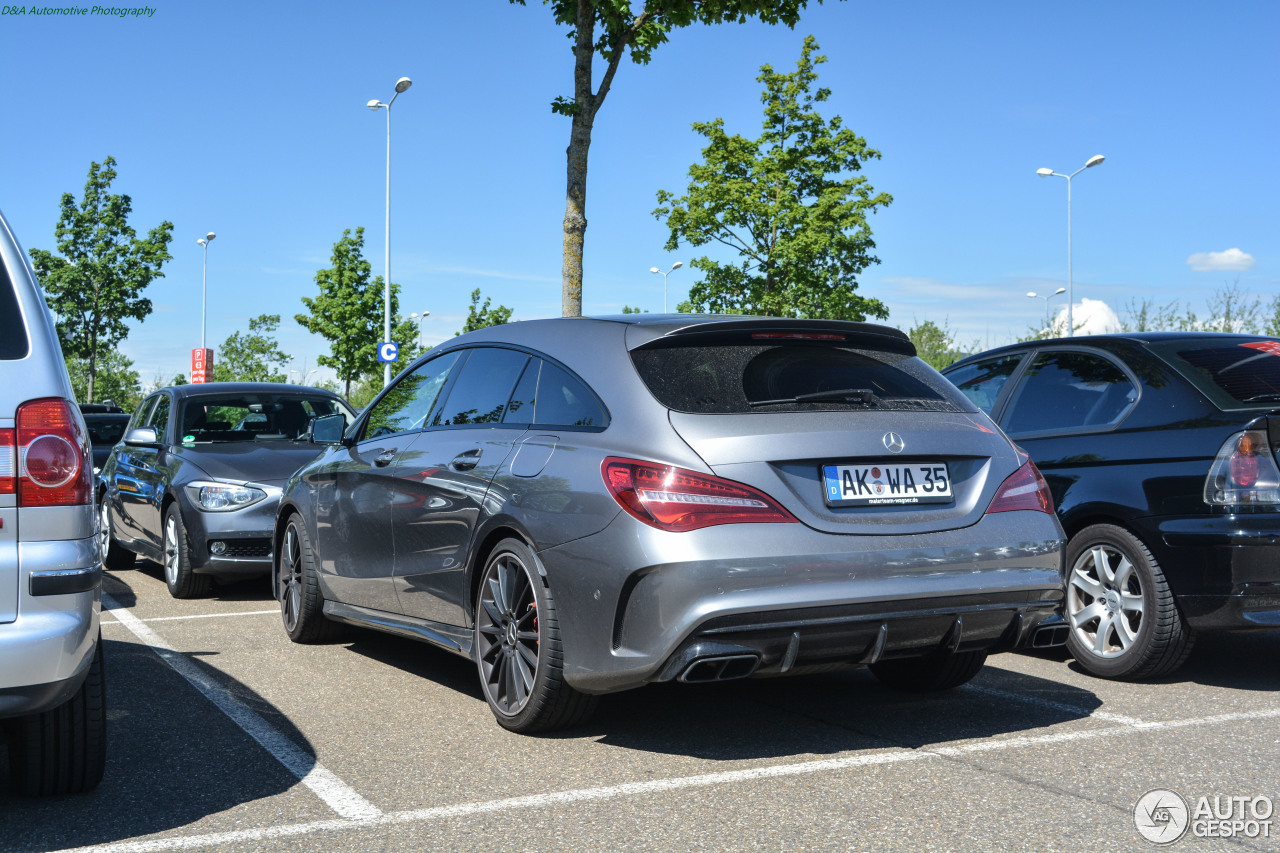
[
  {"x1": 1147, "y1": 514, "x2": 1280, "y2": 629},
  {"x1": 0, "y1": 537, "x2": 101, "y2": 718},
  {"x1": 541, "y1": 511, "x2": 1065, "y2": 694}
]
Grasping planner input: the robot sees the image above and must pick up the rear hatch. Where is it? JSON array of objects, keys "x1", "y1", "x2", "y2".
[
  {"x1": 1, "y1": 237, "x2": 33, "y2": 623},
  {"x1": 628, "y1": 321, "x2": 1021, "y2": 536}
]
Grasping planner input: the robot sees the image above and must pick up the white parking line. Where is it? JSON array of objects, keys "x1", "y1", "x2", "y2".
[
  {"x1": 964, "y1": 684, "x2": 1150, "y2": 727},
  {"x1": 101, "y1": 595, "x2": 381, "y2": 822},
  {"x1": 50, "y1": 703, "x2": 1280, "y2": 853},
  {"x1": 101, "y1": 609, "x2": 279, "y2": 625}
]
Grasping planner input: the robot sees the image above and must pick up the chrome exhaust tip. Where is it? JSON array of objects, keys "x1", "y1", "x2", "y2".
[{"x1": 678, "y1": 654, "x2": 760, "y2": 683}]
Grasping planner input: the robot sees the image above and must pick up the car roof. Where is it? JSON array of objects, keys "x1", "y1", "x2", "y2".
[
  {"x1": 155, "y1": 382, "x2": 344, "y2": 400},
  {"x1": 945, "y1": 331, "x2": 1280, "y2": 368}
]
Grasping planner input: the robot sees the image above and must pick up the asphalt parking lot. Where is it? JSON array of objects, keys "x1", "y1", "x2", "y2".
[{"x1": 3, "y1": 559, "x2": 1278, "y2": 852}]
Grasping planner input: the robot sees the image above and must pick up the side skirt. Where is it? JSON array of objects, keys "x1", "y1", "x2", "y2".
[{"x1": 322, "y1": 600, "x2": 474, "y2": 659}]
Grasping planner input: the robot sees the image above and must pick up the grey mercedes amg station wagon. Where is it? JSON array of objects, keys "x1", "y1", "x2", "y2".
[{"x1": 275, "y1": 316, "x2": 1066, "y2": 732}]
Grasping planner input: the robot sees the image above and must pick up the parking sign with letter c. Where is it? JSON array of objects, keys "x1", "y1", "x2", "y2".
[{"x1": 377, "y1": 342, "x2": 399, "y2": 363}]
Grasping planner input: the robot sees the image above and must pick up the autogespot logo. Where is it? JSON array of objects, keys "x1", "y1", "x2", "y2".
[{"x1": 1135, "y1": 789, "x2": 1190, "y2": 844}]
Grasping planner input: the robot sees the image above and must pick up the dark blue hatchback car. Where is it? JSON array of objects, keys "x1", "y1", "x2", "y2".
[{"x1": 945, "y1": 333, "x2": 1280, "y2": 680}]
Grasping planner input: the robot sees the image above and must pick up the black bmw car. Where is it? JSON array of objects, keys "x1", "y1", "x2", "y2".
[
  {"x1": 944, "y1": 333, "x2": 1280, "y2": 679},
  {"x1": 99, "y1": 383, "x2": 354, "y2": 598}
]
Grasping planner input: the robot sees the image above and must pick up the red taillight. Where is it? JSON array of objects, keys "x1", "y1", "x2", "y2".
[
  {"x1": 986, "y1": 460, "x2": 1054, "y2": 515},
  {"x1": 0, "y1": 428, "x2": 14, "y2": 495},
  {"x1": 602, "y1": 457, "x2": 797, "y2": 532},
  {"x1": 16, "y1": 398, "x2": 91, "y2": 507},
  {"x1": 1205, "y1": 429, "x2": 1280, "y2": 505}
]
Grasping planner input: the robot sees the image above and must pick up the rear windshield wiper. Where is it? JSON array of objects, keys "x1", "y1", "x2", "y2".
[
  {"x1": 748, "y1": 388, "x2": 876, "y2": 407},
  {"x1": 1243, "y1": 393, "x2": 1280, "y2": 403}
]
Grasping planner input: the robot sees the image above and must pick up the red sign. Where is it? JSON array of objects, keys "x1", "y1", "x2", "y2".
[
  {"x1": 191, "y1": 348, "x2": 214, "y2": 383},
  {"x1": 1242, "y1": 341, "x2": 1280, "y2": 357}
]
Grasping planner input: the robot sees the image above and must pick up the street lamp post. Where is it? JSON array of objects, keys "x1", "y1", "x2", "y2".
[
  {"x1": 368, "y1": 76, "x2": 413, "y2": 386},
  {"x1": 1036, "y1": 155, "x2": 1105, "y2": 337},
  {"x1": 409, "y1": 310, "x2": 430, "y2": 349},
  {"x1": 196, "y1": 232, "x2": 216, "y2": 349},
  {"x1": 648, "y1": 261, "x2": 683, "y2": 313},
  {"x1": 1026, "y1": 287, "x2": 1066, "y2": 334}
]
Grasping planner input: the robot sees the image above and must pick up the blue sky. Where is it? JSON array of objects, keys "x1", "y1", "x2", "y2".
[{"x1": 2, "y1": 0, "x2": 1276, "y2": 388}]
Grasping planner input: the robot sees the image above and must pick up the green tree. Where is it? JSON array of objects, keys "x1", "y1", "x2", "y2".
[
  {"x1": 457, "y1": 289, "x2": 515, "y2": 335},
  {"x1": 65, "y1": 350, "x2": 142, "y2": 410},
  {"x1": 295, "y1": 228, "x2": 419, "y2": 398},
  {"x1": 512, "y1": 0, "x2": 820, "y2": 317},
  {"x1": 905, "y1": 319, "x2": 963, "y2": 372},
  {"x1": 620, "y1": 305, "x2": 649, "y2": 313},
  {"x1": 655, "y1": 36, "x2": 891, "y2": 321},
  {"x1": 28, "y1": 156, "x2": 174, "y2": 402},
  {"x1": 213, "y1": 314, "x2": 292, "y2": 383}
]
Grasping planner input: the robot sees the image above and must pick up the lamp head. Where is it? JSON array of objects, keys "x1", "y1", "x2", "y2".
[
  {"x1": 1036, "y1": 168, "x2": 1054, "y2": 177},
  {"x1": 197, "y1": 238, "x2": 206, "y2": 247},
  {"x1": 649, "y1": 267, "x2": 660, "y2": 274},
  {"x1": 1054, "y1": 287, "x2": 1066, "y2": 295},
  {"x1": 206, "y1": 232, "x2": 216, "y2": 242},
  {"x1": 367, "y1": 99, "x2": 384, "y2": 111},
  {"x1": 1026, "y1": 291, "x2": 1037, "y2": 298},
  {"x1": 420, "y1": 310, "x2": 430, "y2": 318},
  {"x1": 671, "y1": 261, "x2": 683, "y2": 271},
  {"x1": 395, "y1": 77, "x2": 413, "y2": 94},
  {"x1": 1085, "y1": 154, "x2": 1105, "y2": 168}
]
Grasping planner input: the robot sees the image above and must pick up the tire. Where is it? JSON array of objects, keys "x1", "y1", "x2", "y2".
[
  {"x1": 1064, "y1": 524, "x2": 1194, "y2": 680},
  {"x1": 474, "y1": 539, "x2": 596, "y2": 733},
  {"x1": 7, "y1": 634, "x2": 107, "y2": 796},
  {"x1": 277, "y1": 515, "x2": 344, "y2": 643},
  {"x1": 870, "y1": 650, "x2": 988, "y2": 692},
  {"x1": 162, "y1": 504, "x2": 211, "y2": 599},
  {"x1": 99, "y1": 493, "x2": 136, "y2": 572}
]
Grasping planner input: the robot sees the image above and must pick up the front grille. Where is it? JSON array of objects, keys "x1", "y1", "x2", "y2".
[{"x1": 212, "y1": 539, "x2": 271, "y2": 558}]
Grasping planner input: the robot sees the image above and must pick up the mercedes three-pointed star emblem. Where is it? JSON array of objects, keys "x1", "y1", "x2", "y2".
[{"x1": 883, "y1": 432, "x2": 905, "y2": 454}]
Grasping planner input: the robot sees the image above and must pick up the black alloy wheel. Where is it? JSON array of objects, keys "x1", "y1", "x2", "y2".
[{"x1": 277, "y1": 515, "x2": 342, "y2": 643}]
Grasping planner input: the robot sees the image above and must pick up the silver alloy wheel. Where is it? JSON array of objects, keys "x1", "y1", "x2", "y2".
[
  {"x1": 476, "y1": 552, "x2": 540, "y2": 716},
  {"x1": 98, "y1": 499, "x2": 110, "y2": 560},
  {"x1": 279, "y1": 523, "x2": 303, "y2": 633},
  {"x1": 1067, "y1": 543, "x2": 1146, "y2": 658},
  {"x1": 163, "y1": 514, "x2": 180, "y2": 587}
]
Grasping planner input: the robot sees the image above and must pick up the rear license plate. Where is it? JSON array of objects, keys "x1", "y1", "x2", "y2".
[{"x1": 822, "y1": 461, "x2": 953, "y2": 507}]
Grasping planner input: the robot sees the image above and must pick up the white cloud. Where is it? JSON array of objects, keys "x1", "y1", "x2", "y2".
[{"x1": 1185, "y1": 248, "x2": 1256, "y2": 272}]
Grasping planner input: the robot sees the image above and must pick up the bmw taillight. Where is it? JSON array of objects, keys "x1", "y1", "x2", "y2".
[
  {"x1": 985, "y1": 460, "x2": 1054, "y2": 514},
  {"x1": 602, "y1": 457, "x2": 797, "y2": 532},
  {"x1": 15, "y1": 398, "x2": 92, "y2": 507},
  {"x1": 1204, "y1": 429, "x2": 1280, "y2": 506}
]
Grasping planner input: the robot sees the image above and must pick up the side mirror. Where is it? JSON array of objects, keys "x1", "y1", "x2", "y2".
[
  {"x1": 123, "y1": 427, "x2": 160, "y2": 447},
  {"x1": 311, "y1": 413, "x2": 349, "y2": 446}
]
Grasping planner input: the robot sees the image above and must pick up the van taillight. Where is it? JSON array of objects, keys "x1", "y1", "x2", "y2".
[
  {"x1": 15, "y1": 398, "x2": 91, "y2": 507},
  {"x1": 0, "y1": 428, "x2": 14, "y2": 495}
]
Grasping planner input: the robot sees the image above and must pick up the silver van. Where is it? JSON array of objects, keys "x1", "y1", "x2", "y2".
[{"x1": 0, "y1": 207, "x2": 105, "y2": 795}]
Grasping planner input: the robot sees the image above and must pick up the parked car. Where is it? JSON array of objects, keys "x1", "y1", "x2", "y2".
[
  {"x1": 275, "y1": 315, "x2": 1067, "y2": 733},
  {"x1": 944, "y1": 333, "x2": 1280, "y2": 680},
  {"x1": 79, "y1": 403, "x2": 131, "y2": 472},
  {"x1": 0, "y1": 207, "x2": 105, "y2": 796},
  {"x1": 99, "y1": 383, "x2": 354, "y2": 599}
]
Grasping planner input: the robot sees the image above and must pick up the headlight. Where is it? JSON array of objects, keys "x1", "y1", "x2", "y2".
[{"x1": 185, "y1": 482, "x2": 268, "y2": 512}]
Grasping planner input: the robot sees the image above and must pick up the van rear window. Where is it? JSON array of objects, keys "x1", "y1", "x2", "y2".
[
  {"x1": 0, "y1": 263, "x2": 31, "y2": 360},
  {"x1": 631, "y1": 340, "x2": 974, "y2": 414}
]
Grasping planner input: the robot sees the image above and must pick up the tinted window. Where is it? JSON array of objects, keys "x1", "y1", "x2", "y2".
[
  {"x1": 365, "y1": 351, "x2": 461, "y2": 439},
  {"x1": 1003, "y1": 351, "x2": 1136, "y2": 434},
  {"x1": 148, "y1": 396, "x2": 171, "y2": 439},
  {"x1": 535, "y1": 362, "x2": 606, "y2": 428},
  {"x1": 945, "y1": 354, "x2": 1024, "y2": 414},
  {"x1": 503, "y1": 359, "x2": 540, "y2": 425},
  {"x1": 181, "y1": 393, "x2": 354, "y2": 442},
  {"x1": 0, "y1": 263, "x2": 30, "y2": 360},
  {"x1": 85, "y1": 415, "x2": 130, "y2": 448},
  {"x1": 632, "y1": 342, "x2": 972, "y2": 414},
  {"x1": 1150, "y1": 339, "x2": 1280, "y2": 410},
  {"x1": 128, "y1": 398, "x2": 156, "y2": 432},
  {"x1": 434, "y1": 348, "x2": 530, "y2": 427}
]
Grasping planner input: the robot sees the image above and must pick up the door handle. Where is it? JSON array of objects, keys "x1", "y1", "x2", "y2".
[
  {"x1": 450, "y1": 449, "x2": 482, "y2": 471},
  {"x1": 374, "y1": 450, "x2": 397, "y2": 467}
]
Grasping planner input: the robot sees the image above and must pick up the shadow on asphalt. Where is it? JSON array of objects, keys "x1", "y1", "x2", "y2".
[
  {"x1": 0, "y1": 621, "x2": 317, "y2": 851},
  {"x1": 128, "y1": 557, "x2": 275, "y2": 603}
]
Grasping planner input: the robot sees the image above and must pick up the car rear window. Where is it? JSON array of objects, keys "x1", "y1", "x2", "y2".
[
  {"x1": 631, "y1": 338, "x2": 975, "y2": 414},
  {"x1": 0, "y1": 262, "x2": 31, "y2": 360},
  {"x1": 1150, "y1": 339, "x2": 1280, "y2": 410}
]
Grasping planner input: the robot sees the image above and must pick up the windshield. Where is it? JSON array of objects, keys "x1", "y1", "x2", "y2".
[
  {"x1": 177, "y1": 393, "x2": 354, "y2": 442},
  {"x1": 1149, "y1": 338, "x2": 1280, "y2": 411}
]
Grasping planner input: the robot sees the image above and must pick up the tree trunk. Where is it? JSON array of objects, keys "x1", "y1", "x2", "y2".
[{"x1": 562, "y1": 111, "x2": 593, "y2": 318}]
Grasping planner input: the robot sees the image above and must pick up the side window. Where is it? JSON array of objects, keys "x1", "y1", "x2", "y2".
[
  {"x1": 535, "y1": 362, "x2": 606, "y2": 428},
  {"x1": 945, "y1": 354, "x2": 1024, "y2": 414},
  {"x1": 1003, "y1": 351, "x2": 1137, "y2": 434},
  {"x1": 148, "y1": 395, "x2": 171, "y2": 440},
  {"x1": 503, "y1": 359, "x2": 540, "y2": 425},
  {"x1": 128, "y1": 398, "x2": 156, "y2": 432},
  {"x1": 434, "y1": 348, "x2": 531, "y2": 426},
  {"x1": 364, "y1": 351, "x2": 462, "y2": 440}
]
